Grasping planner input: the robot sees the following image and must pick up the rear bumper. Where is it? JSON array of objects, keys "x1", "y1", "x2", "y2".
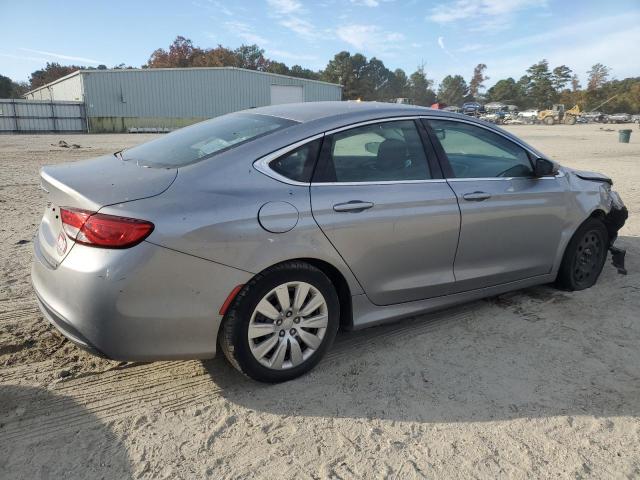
[
  {"x1": 32, "y1": 234, "x2": 252, "y2": 361},
  {"x1": 34, "y1": 290, "x2": 108, "y2": 358}
]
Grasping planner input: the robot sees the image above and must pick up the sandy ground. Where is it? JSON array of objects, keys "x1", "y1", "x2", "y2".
[{"x1": 0, "y1": 124, "x2": 639, "y2": 479}]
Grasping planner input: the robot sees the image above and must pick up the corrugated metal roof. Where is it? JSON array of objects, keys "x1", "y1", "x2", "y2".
[
  {"x1": 81, "y1": 67, "x2": 341, "y2": 87},
  {"x1": 24, "y1": 66, "x2": 341, "y2": 98}
]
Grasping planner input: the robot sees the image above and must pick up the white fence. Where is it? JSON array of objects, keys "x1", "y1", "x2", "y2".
[{"x1": 0, "y1": 99, "x2": 87, "y2": 133}]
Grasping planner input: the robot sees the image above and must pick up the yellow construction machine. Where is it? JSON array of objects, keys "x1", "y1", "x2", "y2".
[{"x1": 537, "y1": 104, "x2": 580, "y2": 125}]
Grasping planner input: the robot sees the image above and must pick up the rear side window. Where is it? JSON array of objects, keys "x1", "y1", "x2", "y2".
[
  {"x1": 269, "y1": 139, "x2": 322, "y2": 183},
  {"x1": 314, "y1": 120, "x2": 431, "y2": 182},
  {"x1": 427, "y1": 119, "x2": 533, "y2": 178},
  {"x1": 121, "y1": 113, "x2": 296, "y2": 168}
]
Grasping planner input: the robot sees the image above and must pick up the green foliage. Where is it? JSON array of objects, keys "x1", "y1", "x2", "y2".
[
  {"x1": 289, "y1": 65, "x2": 320, "y2": 80},
  {"x1": 0, "y1": 74, "x2": 14, "y2": 98},
  {"x1": 551, "y1": 65, "x2": 572, "y2": 92},
  {"x1": 438, "y1": 75, "x2": 469, "y2": 106},
  {"x1": 571, "y1": 74, "x2": 581, "y2": 92},
  {"x1": 389, "y1": 69, "x2": 409, "y2": 99},
  {"x1": 522, "y1": 59, "x2": 556, "y2": 108},
  {"x1": 408, "y1": 66, "x2": 436, "y2": 106},
  {"x1": 486, "y1": 77, "x2": 524, "y2": 105}
]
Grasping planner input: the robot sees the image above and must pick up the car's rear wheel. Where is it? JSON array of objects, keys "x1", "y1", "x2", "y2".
[
  {"x1": 220, "y1": 261, "x2": 339, "y2": 382},
  {"x1": 556, "y1": 218, "x2": 608, "y2": 291}
]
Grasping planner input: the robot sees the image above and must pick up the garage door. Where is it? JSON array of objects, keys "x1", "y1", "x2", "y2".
[{"x1": 270, "y1": 85, "x2": 303, "y2": 105}]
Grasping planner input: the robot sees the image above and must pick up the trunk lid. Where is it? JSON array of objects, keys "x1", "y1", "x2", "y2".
[{"x1": 36, "y1": 155, "x2": 177, "y2": 268}]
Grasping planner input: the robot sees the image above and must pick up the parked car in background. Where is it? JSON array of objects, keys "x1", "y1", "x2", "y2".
[
  {"x1": 608, "y1": 113, "x2": 632, "y2": 123},
  {"x1": 582, "y1": 111, "x2": 609, "y2": 123},
  {"x1": 462, "y1": 102, "x2": 485, "y2": 116},
  {"x1": 517, "y1": 109, "x2": 538, "y2": 123},
  {"x1": 32, "y1": 102, "x2": 628, "y2": 383},
  {"x1": 632, "y1": 114, "x2": 640, "y2": 124},
  {"x1": 480, "y1": 111, "x2": 507, "y2": 124}
]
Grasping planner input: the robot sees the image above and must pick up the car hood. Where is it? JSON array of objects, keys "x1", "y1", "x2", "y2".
[{"x1": 564, "y1": 167, "x2": 613, "y2": 185}]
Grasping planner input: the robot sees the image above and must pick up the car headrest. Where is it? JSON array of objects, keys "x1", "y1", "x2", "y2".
[{"x1": 376, "y1": 138, "x2": 407, "y2": 171}]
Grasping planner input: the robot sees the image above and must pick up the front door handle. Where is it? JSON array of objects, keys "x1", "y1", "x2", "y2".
[
  {"x1": 333, "y1": 201, "x2": 374, "y2": 213},
  {"x1": 462, "y1": 191, "x2": 491, "y2": 201}
]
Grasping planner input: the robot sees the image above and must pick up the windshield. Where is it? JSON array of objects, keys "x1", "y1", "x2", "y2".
[{"x1": 121, "y1": 113, "x2": 297, "y2": 168}]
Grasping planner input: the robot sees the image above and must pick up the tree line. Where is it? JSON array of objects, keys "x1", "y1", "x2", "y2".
[{"x1": 1, "y1": 36, "x2": 638, "y2": 113}]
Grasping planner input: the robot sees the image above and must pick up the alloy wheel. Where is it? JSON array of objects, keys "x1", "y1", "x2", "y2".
[{"x1": 247, "y1": 281, "x2": 328, "y2": 370}]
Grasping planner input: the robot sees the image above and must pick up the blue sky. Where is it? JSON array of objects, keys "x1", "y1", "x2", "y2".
[{"x1": 1, "y1": 0, "x2": 639, "y2": 87}]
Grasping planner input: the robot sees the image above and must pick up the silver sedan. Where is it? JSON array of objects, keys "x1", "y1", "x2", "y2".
[{"x1": 32, "y1": 102, "x2": 628, "y2": 382}]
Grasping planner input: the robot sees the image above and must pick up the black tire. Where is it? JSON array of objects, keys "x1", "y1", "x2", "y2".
[
  {"x1": 544, "y1": 116, "x2": 555, "y2": 125},
  {"x1": 556, "y1": 218, "x2": 609, "y2": 291},
  {"x1": 565, "y1": 115, "x2": 577, "y2": 125},
  {"x1": 219, "y1": 261, "x2": 340, "y2": 383}
]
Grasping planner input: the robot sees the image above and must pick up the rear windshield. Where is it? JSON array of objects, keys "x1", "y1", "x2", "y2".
[{"x1": 121, "y1": 113, "x2": 297, "y2": 168}]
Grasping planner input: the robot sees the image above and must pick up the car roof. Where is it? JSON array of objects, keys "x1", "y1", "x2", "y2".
[
  {"x1": 232, "y1": 101, "x2": 547, "y2": 162},
  {"x1": 248, "y1": 101, "x2": 447, "y2": 123}
]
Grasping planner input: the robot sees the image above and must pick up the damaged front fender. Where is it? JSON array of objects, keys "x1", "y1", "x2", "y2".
[{"x1": 604, "y1": 203, "x2": 629, "y2": 275}]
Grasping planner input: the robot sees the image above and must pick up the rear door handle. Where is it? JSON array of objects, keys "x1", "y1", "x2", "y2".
[
  {"x1": 333, "y1": 201, "x2": 374, "y2": 212},
  {"x1": 462, "y1": 191, "x2": 491, "y2": 201}
]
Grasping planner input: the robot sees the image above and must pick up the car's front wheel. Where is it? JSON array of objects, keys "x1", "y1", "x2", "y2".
[
  {"x1": 220, "y1": 261, "x2": 339, "y2": 382},
  {"x1": 556, "y1": 218, "x2": 609, "y2": 291}
]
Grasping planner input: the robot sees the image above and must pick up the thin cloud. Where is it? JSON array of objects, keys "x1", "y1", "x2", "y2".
[
  {"x1": 211, "y1": 1, "x2": 233, "y2": 16},
  {"x1": 350, "y1": 0, "x2": 380, "y2": 6},
  {"x1": 428, "y1": 0, "x2": 546, "y2": 29},
  {"x1": 267, "y1": 0, "x2": 318, "y2": 39},
  {"x1": 336, "y1": 24, "x2": 405, "y2": 54},
  {"x1": 437, "y1": 36, "x2": 458, "y2": 61},
  {"x1": 224, "y1": 21, "x2": 269, "y2": 45},
  {"x1": 279, "y1": 16, "x2": 316, "y2": 37},
  {"x1": 0, "y1": 52, "x2": 50, "y2": 63},
  {"x1": 479, "y1": 12, "x2": 639, "y2": 54},
  {"x1": 457, "y1": 43, "x2": 490, "y2": 53},
  {"x1": 19, "y1": 48, "x2": 104, "y2": 65},
  {"x1": 268, "y1": 49, "x2": 318, "y2": 61},
  {"x1": 267, "y1": 0, "x2": 303, "y2": 15}
]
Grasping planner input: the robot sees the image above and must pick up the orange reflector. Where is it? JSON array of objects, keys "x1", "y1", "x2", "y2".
[{"x1": 219, "y1": 285, "x2": 244, "y2": 316}]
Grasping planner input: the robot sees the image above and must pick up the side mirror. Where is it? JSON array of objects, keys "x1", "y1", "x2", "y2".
[
  {"x1": 433, "y1": 128, "x2": 446, "y2": 140},
  {"x1": 533, "y1": 157, "x2": 557, "y2": 177},
  {"x1": 364, "y1": 141, "x2": 381, "y2": 154}
]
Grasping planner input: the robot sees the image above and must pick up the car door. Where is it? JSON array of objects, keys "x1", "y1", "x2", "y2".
[
  {"x1": 424, "y1": 118, "x2": 568, "y2": 291},
  {"x1": 310, "y1": 119, "x2": 461, "y2": 306}
]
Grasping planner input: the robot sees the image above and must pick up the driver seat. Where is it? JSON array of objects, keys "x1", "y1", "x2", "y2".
[{"x1": 376, "y1": 139, "x2": 408, "y2": 176}]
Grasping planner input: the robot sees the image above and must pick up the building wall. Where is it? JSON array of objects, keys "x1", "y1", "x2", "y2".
[
  {"x1": 26, "y1": 68, "x2": 342, "y2": 132},
  {"x1": 0, "y1": 100, "x2": 86, "y2": 133},
  {"x1": 23, "y1": 73, "x2": 83, "y2": 102},
  {"x1": 83, "y1": 68, "x2": 341, "y2": 132}
]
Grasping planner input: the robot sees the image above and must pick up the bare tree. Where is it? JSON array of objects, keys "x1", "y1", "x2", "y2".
[
  {"x1": 587, "y1": 63, "x2": 610, "y2": 91},
  {"x1": 469, "y1": 63, "x2": 488, "y2": 100}
]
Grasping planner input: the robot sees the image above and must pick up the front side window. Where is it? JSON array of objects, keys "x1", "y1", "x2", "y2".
[
  {"x1": 428, "y1": 120, "x2": 533, "y2": 178},
  {"x1": 121, "y1": 113, "x2": 296, "y2": 168},
  {"x1": 315, "y1": 120, "x2": 431, "y2": 182}
]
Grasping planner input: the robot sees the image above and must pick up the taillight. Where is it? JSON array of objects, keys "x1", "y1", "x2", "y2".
[{"x1": 60, "y1": 208, "x2": 154, "y2": 249}]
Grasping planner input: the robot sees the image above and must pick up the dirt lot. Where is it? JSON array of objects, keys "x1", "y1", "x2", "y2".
[{"x1": 1, "y1": 124, "x2": 639, "y2": 479}]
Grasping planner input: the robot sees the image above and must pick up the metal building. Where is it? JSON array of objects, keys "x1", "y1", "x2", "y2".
[{"x1": 23, "y1": 67, "x2": 342, "y2": 133}]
